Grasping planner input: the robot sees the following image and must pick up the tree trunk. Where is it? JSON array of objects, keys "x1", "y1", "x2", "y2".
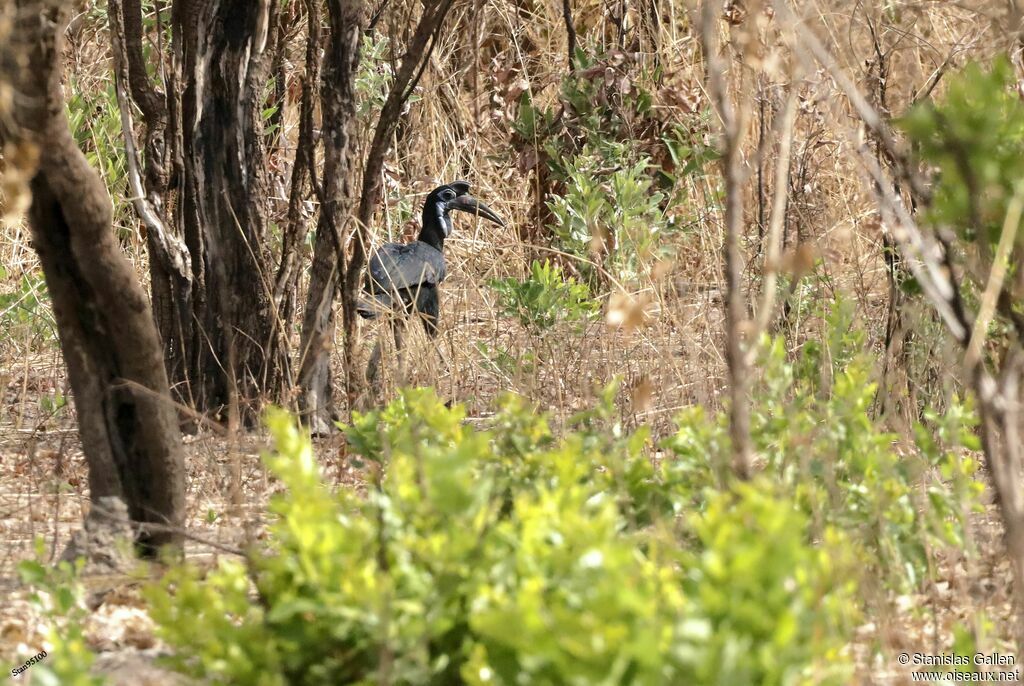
[
  {"x1": 299, "y1": 0, "x2": 456, "y2": 429},
  {"x1": 297, "y1": 0, "x2": 365, "y2": 434},
  {"x1": 6, "y1": 0, "x2": 186, "y2": 556},
  {"x1": 111, "y1": 0, "x2": 289, "y2": 424},
  {"x1": 172, "y1": 0, "x2": 284, "y2": 424}
]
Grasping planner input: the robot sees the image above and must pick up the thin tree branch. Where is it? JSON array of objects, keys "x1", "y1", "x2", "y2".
[
  {"x1": 700, "y1": 0, "x2": 753, "y2": 479},
  {"x1": 109, "y1": 0, "x2": 191, "y2": 285},
  {"x1": 563, "y1": 0, "x2": 577, "y2": 69}
]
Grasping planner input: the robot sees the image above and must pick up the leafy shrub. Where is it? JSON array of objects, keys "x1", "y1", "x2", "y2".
[
  {"x1": 664, "y1": 304, "x2": 983, "y2": 592},
  {"x1": 17, "y1": 548, "x2": 105, "y2": 686},
  {"x1": 150, "y1": 391, "x2": 857, "y2": 685},
  {"x1": 547, "y1": 151, "x2": 670, "y2": 286},
  {"x1": 679, "y1": 482, "x2": 857, "y2": 685},
  {"x1": 510, "y1": 48, "x2": 715, "y2": 287},
  {"x1": 489, "y1": 259, "x2": 597, "y2": 331}
]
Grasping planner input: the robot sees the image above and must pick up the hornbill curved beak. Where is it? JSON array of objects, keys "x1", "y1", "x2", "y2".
[{"x1": 446, "y1": 194, "x2": 505, "y2": 227}]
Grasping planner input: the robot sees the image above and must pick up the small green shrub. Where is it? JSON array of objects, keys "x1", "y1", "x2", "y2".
[
  {"x1": 17, "y1": 547, "x2": 105, "y2": 686},
  {"x1": 150, "y1": 391, "x2": 857, "y2": 685},
  {"x1": 489, "y1": 260, "x2": 597, "y2": 331},
  {"x1": 663, "y1": 304, "x2": 983, "y2": 593},
  {"x1": 547, "y1": 151, "x2": 670, "y2": 286},
  {"x1": 510, "y1": 48, "x2": 715, "y2": 287}
]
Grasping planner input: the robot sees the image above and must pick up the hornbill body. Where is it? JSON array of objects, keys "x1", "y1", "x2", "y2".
[{"x1": 357, "y1": 180, "x2": 504, "y2": 337}]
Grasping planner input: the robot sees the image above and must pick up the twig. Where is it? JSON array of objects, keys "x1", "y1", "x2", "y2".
[
  {"x1": 562, "y1": 0, "x2": 577, "y2": 69},
  {"x1": 966, "y1": 191, "x2": 1023, "y2": 368}
]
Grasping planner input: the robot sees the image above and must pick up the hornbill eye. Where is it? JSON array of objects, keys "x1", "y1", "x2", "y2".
[{"x1": 441, "y1": 189, "x2": 456, "y2": 201}]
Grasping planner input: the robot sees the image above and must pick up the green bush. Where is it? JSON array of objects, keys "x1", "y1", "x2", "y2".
[
  {"x1": 664, "y1": 304, "x2": 983, "y2": 592},
  {"x1": 150, "y1": 390, "x2": 858, "y2": 685},
  {"x1": 680, "y1": 483, "x2": 857, "y2": 685},
  {"x1": 489, "y1": 260, "x2": 597, "y2": 332},
  {"x1": 17, "y1": 549, "x2": 105, "y2": 686},
  {"x1": 510, "y1": 48, "x2": 715, "y2": 288},
  {"x1": 547, "y1": 151, "x2": 670, "y2": 286}
]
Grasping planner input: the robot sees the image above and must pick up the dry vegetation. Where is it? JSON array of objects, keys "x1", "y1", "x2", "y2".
[{"x1": 1, "y1": 0, "x2": 1023, "y2": 684}]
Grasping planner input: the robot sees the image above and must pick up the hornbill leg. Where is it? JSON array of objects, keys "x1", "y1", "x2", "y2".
[
  {"x1": 419, "y1": 288, "x2": 449, "y2": 371},
  {"x1": 416, "y1": 286, "x2": 441, "y2": 339},
  {"x1": 416, "y1": 287, "x2": 451, "y2": 385},
  {"x1": 366, "y1": 337, "x2": 384, "y2": 388},
  {"x1": 417, "y1": 292, "x2": 438, "y2": 341},
  {"x1": 391, "y1": 315, "x2": 409, "y2": 387},
  {"x1": 392, "y1": 315, "x2": 406, "y2": 350}
]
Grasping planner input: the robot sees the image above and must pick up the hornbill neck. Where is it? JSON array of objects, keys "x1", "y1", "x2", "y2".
[{"x1": 418, "y1": 208, "x2": 448, "y2": 251}]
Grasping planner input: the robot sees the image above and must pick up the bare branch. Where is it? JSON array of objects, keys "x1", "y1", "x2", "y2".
[
  {"x1": 108, "y1": 0, "x2": 191, "y2": 285},
  {"x1": 563, "y1": 0, "x2": 577, "y2": 69},
  {"x1": 966, "y1": 192, "x2": 1023, "y2": 368}
]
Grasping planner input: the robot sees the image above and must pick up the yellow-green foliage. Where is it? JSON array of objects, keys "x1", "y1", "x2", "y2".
[
  {"x1": 664, "y1": 303, "x2": 983, "y2": 592},
  {"x1": 150, "y1": 389, "x2": 859, "y2": 685},
  {"x1": 17, "y1": 552, "x2": 105, "y2": 686}
]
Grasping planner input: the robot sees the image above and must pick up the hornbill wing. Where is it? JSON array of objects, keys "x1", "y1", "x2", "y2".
[{"x1": 366, "y1": 242, "x2": 447, "y2": 294}]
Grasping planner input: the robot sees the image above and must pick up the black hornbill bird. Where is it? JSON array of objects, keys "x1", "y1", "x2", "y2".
[{"x1": 357, "y1": 180, "x2": 504, "y2": 353}]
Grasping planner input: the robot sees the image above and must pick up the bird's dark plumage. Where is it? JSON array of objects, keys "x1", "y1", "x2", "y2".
[{"x1": 357, "y1": 180, "x2": 503, "y2": 337}]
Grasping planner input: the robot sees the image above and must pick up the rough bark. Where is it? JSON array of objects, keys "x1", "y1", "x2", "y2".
[
  {"x1": 6, "y1": 0, "x2": 186, "y2": 556},
  {"x1": 297, "y1": 0, "x2": 365, "y2": 434},
  {"x1": 172, "y1": 0, "x2": 284, "y2": 423},
  {"x1": 112, "y1": 0, "x2": 288, "y2": 422}
]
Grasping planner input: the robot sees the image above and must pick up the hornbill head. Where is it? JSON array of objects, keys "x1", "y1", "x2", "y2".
[{"x1": 426, "y1": 180, "x2": 505, "y2": 237}]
